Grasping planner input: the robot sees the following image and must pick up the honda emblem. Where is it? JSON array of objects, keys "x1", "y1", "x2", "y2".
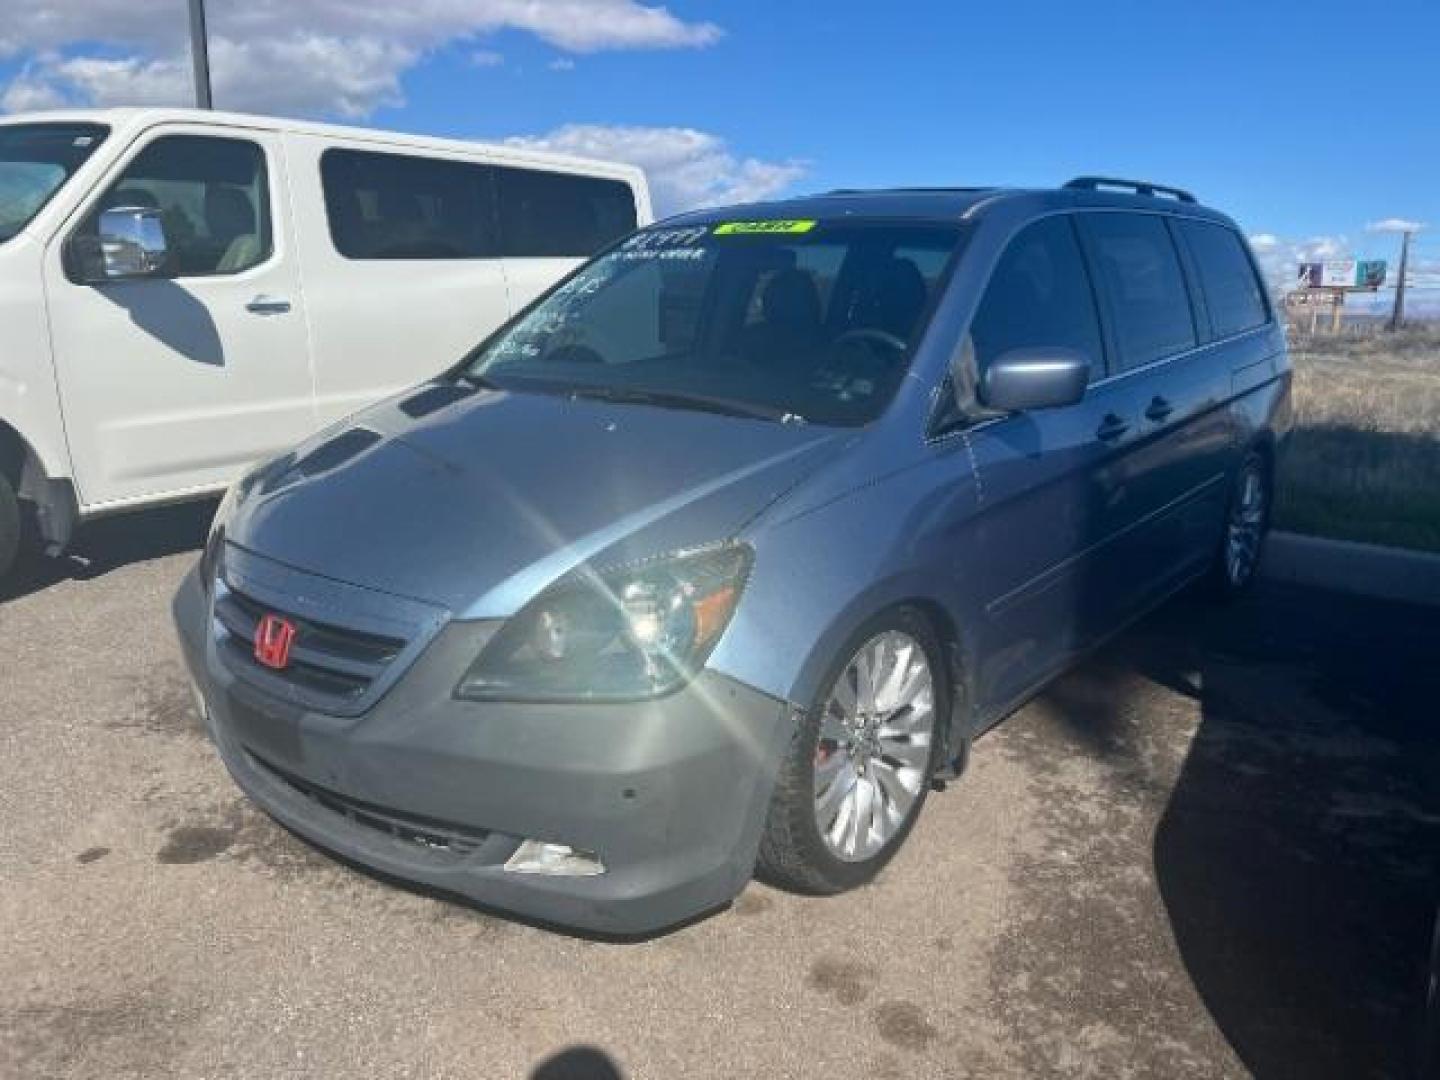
[{"x1": 254, "y1": 613, "x2": 297, "y2": 670}]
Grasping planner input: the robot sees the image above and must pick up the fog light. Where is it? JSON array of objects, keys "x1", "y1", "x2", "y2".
[{"x1": 503, "y1": 840, "x2": 605, "y2": 877}]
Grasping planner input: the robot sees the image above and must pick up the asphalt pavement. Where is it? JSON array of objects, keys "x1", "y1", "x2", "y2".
[{"x1": 2, "y1": 505, "x2": 1437, "y2": 1079}]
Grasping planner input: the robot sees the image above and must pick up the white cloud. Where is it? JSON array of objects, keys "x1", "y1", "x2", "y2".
[
  {"x1": 0, "y1": 1, "x2": 721, "y2": 117},
  {"x1": 1247, "y1": 228, "x2": 1440, "y2": 299},
  {"x1": 548, "y1": 58, "x2": 577, "y2": 72},
  {"x1": 1247, "y1": 233, "x2": 1351, "y2": 292},
  {"x1": 506, "y1": 124, "x2": 807, "y2": 216},
  {"x1": 1367, "y1": 217, "x2": 1427, "y2": 234},
  {"x1": 469, "y1": 49, "x2": 505, "y2": 68}
]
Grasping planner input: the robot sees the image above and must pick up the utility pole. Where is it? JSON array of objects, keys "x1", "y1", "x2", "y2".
[
  {"x1": 1388, "y1": 230, "x2": 1412, "y2": 331},
  {"x1": 188, "y1": 0, "x2": 213, "y2": 109}
]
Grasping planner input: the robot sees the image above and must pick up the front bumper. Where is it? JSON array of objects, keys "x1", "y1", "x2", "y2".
[{"x1": 172, "y1": 565, "x2": 793, "y2": 935}]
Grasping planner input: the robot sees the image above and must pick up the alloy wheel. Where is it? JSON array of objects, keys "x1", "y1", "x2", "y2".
[
  {"x1": 813, "y1": 630, "x2": 935, "y2": 862},
  {"x1": 1225, "y1": 460, "x2": 1267, "y2": 587}
]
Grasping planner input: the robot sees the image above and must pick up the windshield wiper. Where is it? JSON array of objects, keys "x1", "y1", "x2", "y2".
[
  {"x1": 564, "y1": 385, "x2": 806, "y2": 425},
  {"x1": 453, "y1": 370, "x2": 505, "y2": 391}
]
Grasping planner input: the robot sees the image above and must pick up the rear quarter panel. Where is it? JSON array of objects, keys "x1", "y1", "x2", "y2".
[{"x1": 1228, "y1": 322, "x2": 1292, "y2": 462}]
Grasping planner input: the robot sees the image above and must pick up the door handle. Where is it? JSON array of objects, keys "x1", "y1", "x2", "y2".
[
  {"x1": 245, "y1": 294, "x2": 291, "y2": 315},
  {"x1": 1145, "y1": 396, "x2": 1174, "y2": 423},
  {"x1": 1096, "y1": 413, "x2": 1130, "y2": 442}
]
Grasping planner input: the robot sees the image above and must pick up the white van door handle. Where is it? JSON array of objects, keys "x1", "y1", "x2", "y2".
[{"x1": 246, "y1": 295, "x2": 292, "y2": 315}]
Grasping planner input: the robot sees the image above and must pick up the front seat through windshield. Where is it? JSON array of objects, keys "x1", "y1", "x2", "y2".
[{"x1": 468, "y1": 220, "x2": 963, "y2": 427}]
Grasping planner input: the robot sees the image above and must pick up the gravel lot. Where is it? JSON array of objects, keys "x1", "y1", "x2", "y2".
[{"x1": 2, "y1": 506, "x2": 1437, "y2": 1079}]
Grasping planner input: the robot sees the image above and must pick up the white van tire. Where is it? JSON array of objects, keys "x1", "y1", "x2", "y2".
[{"x1": 0, "y1": 471, "x2": 21, "y2": 585}]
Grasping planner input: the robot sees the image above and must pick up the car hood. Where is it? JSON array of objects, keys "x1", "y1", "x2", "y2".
[{"x1": 224, "y1": 383, "x2": 847, "y2": 616}]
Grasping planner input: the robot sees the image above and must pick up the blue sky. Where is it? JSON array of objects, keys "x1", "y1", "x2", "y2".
[{"x1": 2, "y1": 0, "x2": 1436, "y2": 293}]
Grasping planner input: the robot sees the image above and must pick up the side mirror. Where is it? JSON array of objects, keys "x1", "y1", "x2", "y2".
[
  {"x1": 73, "y1": 207, "x2": 169, "y2": 283},
  {"x1": 977, "y1": 347, "x2": 1090, "y2": 412}
]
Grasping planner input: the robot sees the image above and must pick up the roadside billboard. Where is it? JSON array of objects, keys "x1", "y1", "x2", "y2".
[{"x1": 1296, "y1": 260, "x2": 1387, "y2": 289}]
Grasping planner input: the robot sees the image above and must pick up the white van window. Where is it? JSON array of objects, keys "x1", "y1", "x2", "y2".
[
  {"x1": 321, "y1": 148, "x2": 496, "y2": 260},
  {"x1": 0, "y1": 122, "x2": 109, "y2": 243},
  {"x1": 494, "y1": 167, "x2": 637, "y2": 257},
  {"x1": 77, "y1": 134, "x2": 271, "y2": 278}
]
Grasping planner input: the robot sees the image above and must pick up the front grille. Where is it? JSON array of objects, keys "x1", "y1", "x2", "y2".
[
  {"x1": 249, "y1": 751, "x2": 489, "y2": 864},
  {"x1": 213, "y1": 582, "x2": 407, "y2": 704}
]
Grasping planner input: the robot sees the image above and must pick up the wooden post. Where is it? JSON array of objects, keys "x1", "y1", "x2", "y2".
[
  {"x1": 1330, "y1": 290, "x2": 1344, "y2": 334},
  {"x1": 1389, "y1": 230, "x2": 1411, "y2": 331}
]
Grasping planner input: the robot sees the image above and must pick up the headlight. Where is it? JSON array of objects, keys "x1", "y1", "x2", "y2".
[
  {"x1": 209, "y1": 479, "x2": 241, "y2": 541},
  {"x1": 200, "y1": 479, "x2": 242, "y2": 586},
  {"x1": 456, "y1": 545, "x2": 751, "y2": 702}
]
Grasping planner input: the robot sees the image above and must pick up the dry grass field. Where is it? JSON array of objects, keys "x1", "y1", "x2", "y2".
[{"x1": 1277, "y1": 327, "x2": 1440, "y2": 553}]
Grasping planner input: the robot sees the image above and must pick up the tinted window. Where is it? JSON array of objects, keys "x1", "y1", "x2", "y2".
[
  {"x1": 79, "y1": 134, "x2": 270, "y2": 277},
  {"x1": 0, "y1": 123, "x2": 108, "y2": 243},
  {"x1": 969, "y1": 215, "x2": 1105, "y2": 382},
  {"x1": 466, "y1": 222, "x2": 962, "y2": 427},
  {"x1": 495, "y1": 167, "x2": 636, "y2": 257},
  {"x1": 1178, "y1": 220, "x2": 1268, "y2": 338},
  {"x1": 1080, "y1": 213, "x2": 1196, "y2": 370},
  {"x1": 321, "y1": 149, "x2": 495, "y2": 260}
]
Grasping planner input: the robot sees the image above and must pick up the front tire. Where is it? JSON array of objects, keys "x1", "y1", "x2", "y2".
[
  {"x1": 0, "y1": 471, "x2": 21, "y2": 586},
  {"x1": 757, "y1": 608, "x2": 946, "y2": 895}
]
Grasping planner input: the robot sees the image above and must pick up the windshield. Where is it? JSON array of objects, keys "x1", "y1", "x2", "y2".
[
  {"x1": 467, "y1": 219, "x2": 964, "y2": 426},
  {"x1": 0, "y1": 123, "x2": 108, "y2": 244}
]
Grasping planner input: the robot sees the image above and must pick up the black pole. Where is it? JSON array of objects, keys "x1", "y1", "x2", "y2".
[
  {"x1": 1388, "y1": 231, "x2": 1411, "y2": 331},
  {"x1": 188, "y1": 0, "x2": 213, "y2": 109}
]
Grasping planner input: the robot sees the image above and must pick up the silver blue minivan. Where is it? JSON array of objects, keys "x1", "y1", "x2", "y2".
[{"x1": 174, "y1": 177, "x2": 1291, "y2": 934}]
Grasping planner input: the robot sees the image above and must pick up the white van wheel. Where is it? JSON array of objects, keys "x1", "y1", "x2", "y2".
[{"x1": 0, "y1": 471, "x2": 21, "y2": 585}]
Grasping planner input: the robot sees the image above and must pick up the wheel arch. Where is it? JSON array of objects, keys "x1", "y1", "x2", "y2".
[
  {"x1": 0, "y1": 419, "x2": 26, "y2": 487},
  {"x1": 785, "y1": 586, "x2": 978, "y2": 776},
  {"x1": 0, "y1": 419, "x2": 78, "y2": 551}
]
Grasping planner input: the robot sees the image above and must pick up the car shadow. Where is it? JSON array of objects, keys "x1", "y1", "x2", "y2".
[
  {"x1": 97, "y1": 278, "x2": 226, "y2": 366},
  {"x1": 0, "y1": 498, "x2": 216, "y2": 603},
  {"x1": 1049, "y1": 586, "x2": 1440, "y2": 1078}
]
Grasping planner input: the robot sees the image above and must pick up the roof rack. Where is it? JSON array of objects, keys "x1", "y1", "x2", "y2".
[{"x1": 1063, "y1": 176, "x2": 1197, "y2": 204}]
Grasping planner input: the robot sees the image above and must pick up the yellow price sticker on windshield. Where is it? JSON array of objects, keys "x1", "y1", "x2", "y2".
[{"x1": 713, "y1": 220, "x2": 817, "y2": 236}]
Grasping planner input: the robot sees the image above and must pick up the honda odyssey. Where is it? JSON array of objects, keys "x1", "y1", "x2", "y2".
[{"x1": 174, "y1": 177, "x2": 1291, "y2": 934}]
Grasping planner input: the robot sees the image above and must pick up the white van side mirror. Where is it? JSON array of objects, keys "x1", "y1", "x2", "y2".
[
  {"x1": 99, "y1": 206, "x2": 169, "y2": 278},
  {"x1": 71, "y1": 207, "x2": 170, "y2": 283}
]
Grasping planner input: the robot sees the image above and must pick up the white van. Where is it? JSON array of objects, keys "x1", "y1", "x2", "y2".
[{"x1": 0, "y1": 108, "x2": 652, "y2": 583}]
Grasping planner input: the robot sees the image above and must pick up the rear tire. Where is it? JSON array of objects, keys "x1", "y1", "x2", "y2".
[
  {"x1": 757, "y1": 607, "x2": 947, "y2": 895},
  {"x1": 1210, "y1": 450, "x2": 1270, "y2": 600},
  {"x1": 0, "y1": 470, "x2": 21, "y2": 587}
]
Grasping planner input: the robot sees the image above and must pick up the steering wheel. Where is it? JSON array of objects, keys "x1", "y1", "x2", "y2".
[{"x1": 832, "y1": 328, "x2": 908, "y2": 356}]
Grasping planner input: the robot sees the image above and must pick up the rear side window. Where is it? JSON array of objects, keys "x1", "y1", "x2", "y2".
[
  {"x1": 77, "y1": 134, "x2": 271, "y2": 278},
  {"x1": 1079, "y1": 213, "x2": 1196, "y2": 371},
  {"x1": 321, "y1": 149, "x2": 495, "y2": 260},
  {"x1": 495, "y1": 167, "x2": 636, "y2": 257},
  {"x1": 969, "y1": 215, "x2": 1106, "y2": 382},
  {"x1": 1177, "y1": 220, "x2": 1268, "y2": 338}
]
